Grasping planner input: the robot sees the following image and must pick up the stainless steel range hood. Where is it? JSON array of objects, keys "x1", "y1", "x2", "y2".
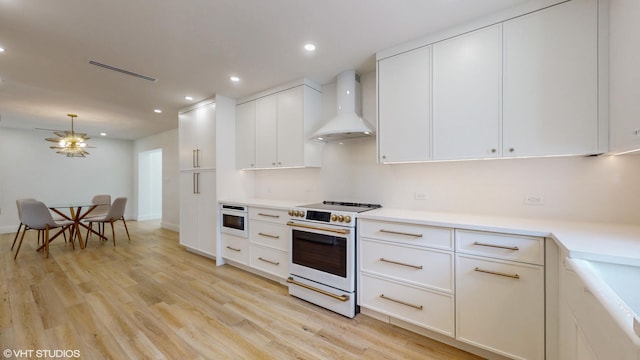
[{"x1": 311, "y1": 70, "x2": 375, "y2": 142}]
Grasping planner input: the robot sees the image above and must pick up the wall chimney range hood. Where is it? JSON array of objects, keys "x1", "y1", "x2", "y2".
[{"x1": 311, "y1": 70, "x2": 375, "y2": 142}]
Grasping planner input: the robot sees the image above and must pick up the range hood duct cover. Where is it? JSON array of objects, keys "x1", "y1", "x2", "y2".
[{"x1": 311, "y1": 70, "x2": 375, "y2": 141}]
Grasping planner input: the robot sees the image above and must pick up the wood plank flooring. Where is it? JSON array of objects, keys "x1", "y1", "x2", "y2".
[{"x1": 1, "y1": 221, "x2": 484, "y2": 359}]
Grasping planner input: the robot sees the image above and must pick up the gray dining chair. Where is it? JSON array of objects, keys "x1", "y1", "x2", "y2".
[
  {"x1": 12, "y1": 198, "x2": 36, "y2": 251},
  {"x1": 14, "y1": 200, "x2": 75, "y2": 259},
  {"x1": 85, "y1": 197, "x2": 130, "y2": 246}
]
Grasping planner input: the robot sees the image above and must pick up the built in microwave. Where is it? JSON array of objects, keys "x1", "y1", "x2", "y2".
[{"x1": 220, "y1": 204, "x2": 248, "y2": 238}]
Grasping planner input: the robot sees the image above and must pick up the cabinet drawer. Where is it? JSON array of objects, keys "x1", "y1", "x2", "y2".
[
  {"x1": 250, "y1": 244, "x2": 289, "y2": 279},
  {"x1": 456, "y1": 229, "x2": 544, "y2": 265},
  {"x1": 250, "y1": 221, "x2": 289, "y2": 251},
  {"x1": 249, "y1": 207, "x2": 289, "y2": 225},
  {"x1": 359, "y1": 219, "x2": 453, "y2": 250},
  {"x1": 360, "y1": 239, "x2": 453, "y2": 293},
  {"x1": 360, "y1": 274, "x2": 454, "y2": 337},
  {"x1": 221, "y1": 233, "x2": 249, "y2": 264}
]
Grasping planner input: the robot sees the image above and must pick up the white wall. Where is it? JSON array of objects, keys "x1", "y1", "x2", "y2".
[
  {"x1": 137, "y1": 149, "x2": 162, "y2": 221},
  {"x1": 253, "y1": 71, "x2": 640, "y2": 225},
  {"x1": 133, "y1": 128, "x2": 179, "y2": 231},
  {"x1": 0, "y1": 127, "x2": 134, "y2": 233}
]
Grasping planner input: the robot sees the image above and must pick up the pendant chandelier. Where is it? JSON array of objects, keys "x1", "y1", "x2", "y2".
[{"x1": 45, "y1": 114, "x2": 94, "y2": 157}]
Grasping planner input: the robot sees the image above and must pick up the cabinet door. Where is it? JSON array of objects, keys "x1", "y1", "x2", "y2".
[
  {"x1": 195, "y1": 102, "x2": 216, "y2": 169},
  {"x1": 178, "y1": 110, "x2": 198, "y2": 170},
  {"x1": 456, "y1": 254, "x2": 544, "y2": 360},
  {"x1": 236, "y1": 101, "x2": 257, "y2": 169},
  {"x1": 503, "y1": 0, "x2": 598, "y2": 157},
  {"x1": 196, "y1": 170, "x2": 216, "y2": 256},
  {"x1": 277, "y1": 86, "x2": 305, "y2": 167},
  {"x1": 179, "y1": 171, "x2": 198, "y2": 248},
  {"x1": 433, "y1": 25, "x2": 502, "y2": 160},
  {"x1": 378, "y1": 46, "x2": 431, "y2": 162},
  {"x1": 256, "y1": 95, "x2": 278, "y2": 168}
]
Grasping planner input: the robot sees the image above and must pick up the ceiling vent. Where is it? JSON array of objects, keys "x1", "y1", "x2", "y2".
[{"x1": 89, "y1": 60, "x2": 157, "y2": 82}]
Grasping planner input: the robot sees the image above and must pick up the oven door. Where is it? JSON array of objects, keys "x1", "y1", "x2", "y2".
[
  {"x1": 288, "y1": 221, "x2": 355, "y2": 293},
  {"x1": 220, "y1": 209, "x2": 248, "y2": 238}
]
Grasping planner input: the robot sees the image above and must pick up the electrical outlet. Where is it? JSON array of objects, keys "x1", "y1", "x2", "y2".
[
  {"x1": 524, "y1": 195, "x2": 544, "y2": 206},
  {"x1": 414, "y1": 192, "x2": 427, "y2": 200},
  {"x1": 633, "y1": 129, "x2": 640, "y2": 136}
]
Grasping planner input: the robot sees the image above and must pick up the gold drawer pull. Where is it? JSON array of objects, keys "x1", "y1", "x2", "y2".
[
  {"x1": 380, "y1": 258, "x2": 423, "y2": 270},
  {"x1": 226, "y1": 246, "x2": 241, "y2": 252},
  {"x1": 258, "y1": 213, "x2": 280, "y2": 218},
  {"x1": 258, "y1": 232, "x2": 280, "y2": 239},
  {"x1": 258, "y1": 257, "x2": 280, "y2": 266},
  {"x1": 474, "y1": 267, "x2": 520, "y2": 279},
  {"x1": 473, "y1": 242, "x2": 519, "y2": 251},
  {"x1": 379, "y1": 229, "x2": 423, "y2": 238},
  {"x1": 287, "y1": 277, "x2": 350, "y2": 302},
  {"x1": 380, "y1": 294, "x2": 423, "y2": 310}
]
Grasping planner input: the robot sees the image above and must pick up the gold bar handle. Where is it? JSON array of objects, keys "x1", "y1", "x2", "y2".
[
  {"x1": 473, "y1": 242, "x2": 519, "y2": 251},
  {"x1": 380, "y1": 229, "x2": 423, "y2": 238},
  {"x1": 258, "y1": 257, "x2": 280, "y2": 266},
  {"x1": 287, "y1": 221, "x2": 350, "y2": 235},
  {"x1": 474, "y1": 267, "x2": 520, "y2": 279},
  {"x1": 226, "y1": 246, "x2": 241, "y2": 252},
  {"x1": 380, "y1": 258, "x2": 423, "y2": 270},
  {"x1": 258, "y1": 232, "x2": 280, "y2": 239},
  {"x1": 380, "y1": 294, "x2": 423, "y2": 310},
  {"x1": 258, "y1": 213, "x2": 280, "y2": 218},
  {"x1": 287, "y1": 277, "x2": 350, "y2": 302}
]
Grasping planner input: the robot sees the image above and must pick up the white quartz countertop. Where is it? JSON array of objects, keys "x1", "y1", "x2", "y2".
[
  {"x1": 359, "y1": 208, "x2": 640, "y2": 267},
  {"x1": 218, "y1": 198, "x2": 307, "y2": 211}
]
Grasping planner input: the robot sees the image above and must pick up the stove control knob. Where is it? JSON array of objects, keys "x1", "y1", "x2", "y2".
[
  {"x1": 299, "y1": 211, "x2": 305, "y2": 218},
  {"x1": 337, "y1": 215, "x2": 345, "y2": 222},
  {"x1": 293, "y1": 210, "x2": 299, "y2": 217},
  {"x1": 331, "y1": 214, "x2": 337, "y2": 222},
  {"x1": 288, "y1": 210, "x2": 294, "y2": 216},
  {"x1": 344, "y1": 215, "x2": 352, "y2": 223}
]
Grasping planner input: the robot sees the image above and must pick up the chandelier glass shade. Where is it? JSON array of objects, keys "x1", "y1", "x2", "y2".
[{"x1": 45, "y1": 114, "x2": 94, "y2": 157}]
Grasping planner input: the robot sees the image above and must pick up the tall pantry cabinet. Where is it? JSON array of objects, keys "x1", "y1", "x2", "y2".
[{"x1": 179, "y1": 99, "x2": 217, "y2": 257}]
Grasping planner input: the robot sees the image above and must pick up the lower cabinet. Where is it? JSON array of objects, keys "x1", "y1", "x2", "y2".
[
  {"x1": 179, "y1": 170, "x2": 216, "y2": 257},
  {"x1": 358, "y1": 219, "x2": 546, "y2": 360},
  {"x1": 221, "y1": 233, "x2": 249, "y2": 264}
]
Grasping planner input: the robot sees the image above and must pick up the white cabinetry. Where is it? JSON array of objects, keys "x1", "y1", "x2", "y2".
[
  {"x1": 358, "y1": 219, "x2": 455, "y2": 336},
  {"x1": 503, "y1": 0, "x2": 599, "y2": 157},
  {"x1": 179, "y1": 100, "x2": 216, "y2": 170},
  {"x1": 236, "y1": 101, "x2": 256, "y2": 169},
  {"x1": 248, "y1": 207, "x2": 290, "y2": 280},
  {"x1": 377, "y1": 46, "x2": 431, "y2": 163},
  {"x1": 179, "y1": 170, "x2": 216, "y2": 257},
  {"x1": 455, "y1": 230, "x2": 545, "y2": 360},
  {"x1": 432, "y1": 24, "x2": 502, "y2": 160},
  {"x1": 179, "y1": 100, "x2": 217, "y2": 257},
  {"x1": 236, "y1": 80, "x2": 322, "y2": 169}
]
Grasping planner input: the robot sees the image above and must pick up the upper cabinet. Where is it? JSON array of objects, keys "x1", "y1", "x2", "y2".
[
  {"x1": 179, "y1": 100, "x2": 216, "y2": 170},
  {"x1": 236, "y1": 80, "x2": 322, "y2": 169},
  {"x1": 377, "y1": 0, "x2": 603, "y2": 163},
  {"x1": 432, "y1": 24, "x2": 502, "y2": 161},
  {"x1": 378, "y1": 46, "x2": 431, "y2": 163},
  {"x1": 503, "y1": 0, "x2": 599, "y2": 158}
]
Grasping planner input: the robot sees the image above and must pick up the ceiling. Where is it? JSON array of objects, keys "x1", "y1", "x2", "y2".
[{"x1": 0, "y1": 0, "x2": 531, "y2": 140}]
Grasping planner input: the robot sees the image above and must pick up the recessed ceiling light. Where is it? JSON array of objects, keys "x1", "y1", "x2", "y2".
[
  {"x1": 0, "y1": 47, "x2": 5, "y2": 52},
  {"x1": 100, "y1": 132, "x2": 107, "y2": 136},
  {"x1": 154, "y1": 109, "x2": 162, "y2": 113},
  {"x1": 185, "y1": 96, "x2": 194, "y2": 101},
  {"x1": 304, "y1": 43, "x2": 316, "y2": 52},
  {"x1": 230, "y1": 76, "x2": 240, "y2": 82}
]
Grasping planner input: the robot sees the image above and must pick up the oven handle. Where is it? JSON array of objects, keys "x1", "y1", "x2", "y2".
[
  {"x1": 287, "y1": 277, "x2": 350, "y2": 302},
  {"x1": 286, "y1": 221, "x2": 350, "y2": 235}
]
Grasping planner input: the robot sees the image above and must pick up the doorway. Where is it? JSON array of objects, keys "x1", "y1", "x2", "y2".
[{"x1": 138, "y1": 148, "x2": 162, "y2": 221}]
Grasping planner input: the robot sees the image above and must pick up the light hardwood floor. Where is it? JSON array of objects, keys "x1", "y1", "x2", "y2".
[{"x1": 1, "y1": 221, "x2": 484, "y2": 359}]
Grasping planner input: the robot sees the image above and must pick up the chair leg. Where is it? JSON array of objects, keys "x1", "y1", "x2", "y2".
[
  {"x1": 121, "y1": 217, "x2": 131, "y2": 242},
  {"x1": 110, "y1": 221, "x2": 116, "y2": 247},
  {"x1": 85, "y1": 223, "x2": 92, "y2": 246},
  {"x1": 45, "y1": 225, "x2": 50, "y2": 258},
  {"x1": 11, "y1": 223, "x2": 23, "y2": 250},
  {"x1": 13, "y1": 226, "x2": 29, "y2": 260}
]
